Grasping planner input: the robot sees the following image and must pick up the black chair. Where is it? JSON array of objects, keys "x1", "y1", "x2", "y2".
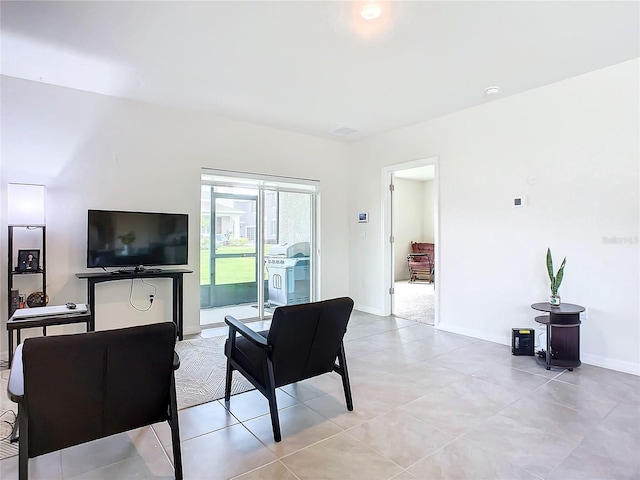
[
  {"x1": 224, "y1": 297, "x2": 355, "y2": 442},
  {"x1": 7, "y1": 322, "x2": 183, "y2": 480}
]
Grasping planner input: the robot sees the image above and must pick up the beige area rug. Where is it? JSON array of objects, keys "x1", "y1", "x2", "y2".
[
  {"x1": 394, "y1": 280, "x2": 435, "y2": 325},
  {"x1": 174, "y1": 335, "x2": 254, "y2": 410},
  {"x1": 0, "y1": 335, "x2": 255, "y2": 460}
]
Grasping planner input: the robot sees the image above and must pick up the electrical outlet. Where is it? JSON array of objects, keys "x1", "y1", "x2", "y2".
[{"x1": 580, "y1": 307, "x2": 588, "y2": 320}]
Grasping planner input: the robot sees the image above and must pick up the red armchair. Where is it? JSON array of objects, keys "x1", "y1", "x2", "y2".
[{"x1": 407, "y1": 242, "x2": 434, "y2": 283}]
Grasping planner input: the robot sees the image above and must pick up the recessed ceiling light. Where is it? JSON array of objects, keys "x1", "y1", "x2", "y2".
[
  {"x1": 360, "y1": 3, "x2": 382, "y2": 20},
  {"x1": 484, "y1": 86, "x2": 501, "y2": 96},
  {"x1": 332, "y1": 126, "x2": 359, "y2": 136}
]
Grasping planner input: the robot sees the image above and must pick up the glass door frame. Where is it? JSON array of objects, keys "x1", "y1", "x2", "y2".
[{"x1": 210, "y1": 190, "x2": 261, "y2": 309}]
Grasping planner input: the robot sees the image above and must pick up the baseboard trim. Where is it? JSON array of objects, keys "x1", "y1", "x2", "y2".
[
  {"x1": 581, "y1": 353, "x2": 640, "y2": 376},
  {"x1": 437, "y1": 322, "x2": 640, "y2": 376},
  {"x1": 436, "y1": 322, "x2": 508, "y2": 346},
  {"x1": 184, "y1": 325, "x2": 203, "y2": 337},
  {"x1": 354, "y1": 304, "x2": 385, "y2": 316}
]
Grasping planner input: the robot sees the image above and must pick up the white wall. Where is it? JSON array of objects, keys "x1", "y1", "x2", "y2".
[
  {"x1": 1, "y1": 76, "x2": 351, "y2": 351},
  {"x1": 2, "y1": 60, "x2": 638, "y2": 375},
  {"x1": 348, "y1": 59, "x2": 639, "y2": 374},
  {"x1": 423, "y1": 180, "x2": 435, "y2": 243}
]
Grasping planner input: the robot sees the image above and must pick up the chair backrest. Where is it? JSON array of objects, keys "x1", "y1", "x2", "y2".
[
  {"x1": 267, "y1": 297, "x2": 354, "y2": 388},
  {"x1": 21, "y1": 322, "x2": 177, "y2": 458},
  {"x1": 410, "y1": 242, "x2": 434, "y2": 258}
]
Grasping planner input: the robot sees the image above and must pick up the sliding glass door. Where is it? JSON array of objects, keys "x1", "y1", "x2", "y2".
[
  {"x1": 200, "y1": 171, "x2": 317, "y2": 323},
  {"x1": 202, "y1": 188, "x2": 260, "y2": 309}
]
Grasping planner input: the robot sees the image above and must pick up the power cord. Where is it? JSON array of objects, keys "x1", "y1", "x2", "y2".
[
  {"x1": 536, "y1": 331, "x2": 547, "y2": 358},
  {"x1": 128, "y1": 279, "x2": 157, "y2": 312},
  {"x1": 0, "y1": 410, "x2": 17, "y2": 441}
]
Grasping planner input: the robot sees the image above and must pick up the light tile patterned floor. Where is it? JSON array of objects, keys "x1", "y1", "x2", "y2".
[{"x1": 1, "y1": 310, "x2": 638, "y2": 479}]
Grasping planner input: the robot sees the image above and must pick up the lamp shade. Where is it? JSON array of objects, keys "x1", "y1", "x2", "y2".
[{"x1": 7, "y1": 183, "x2": 46, "y2": 226}]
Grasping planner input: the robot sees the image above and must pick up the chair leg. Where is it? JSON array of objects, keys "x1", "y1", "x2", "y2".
[
  {"x1": 337, "y1": 343, "x2": 354, "y2": 411},
  {"x1": 168, "y1": 375, "x2": 183, "y2": 480},
  {"x1": 224, "y1": 359, "x2": 233, "y2": 403},
  {"x1": 265, "y1": 360, "x2": 281, "y2": 442},
  {"x1": 18, "y1": 404, "x2": 28, "y2": 480},
  {"x1": 224, "y1": 332, "x2": 236, "y2": 403}
]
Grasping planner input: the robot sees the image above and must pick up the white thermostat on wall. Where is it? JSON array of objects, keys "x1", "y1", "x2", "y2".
[{"x1": 513, "y1": 196, "x2": 528, "y2": 208}]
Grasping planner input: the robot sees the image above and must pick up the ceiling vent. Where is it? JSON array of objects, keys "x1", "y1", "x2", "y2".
[{"x1": 331, "y1": 126, "x2": 359, "y2": 136}]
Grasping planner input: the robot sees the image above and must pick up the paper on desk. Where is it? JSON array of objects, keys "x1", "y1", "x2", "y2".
[{"x1": 11, "y1": 304, "x2": 88, "y2": 319}]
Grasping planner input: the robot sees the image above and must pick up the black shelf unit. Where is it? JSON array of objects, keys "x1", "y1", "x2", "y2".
[{"x1": 8, "y1": 225, "x2": 47, "y2": 318}]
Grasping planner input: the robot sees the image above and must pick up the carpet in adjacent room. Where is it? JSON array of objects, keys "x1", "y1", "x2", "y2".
[{"x1": 393, "y1": 280, "x2": 435, "y2": 325}]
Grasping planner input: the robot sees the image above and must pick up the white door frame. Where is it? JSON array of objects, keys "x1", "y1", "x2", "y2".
[{"x1": 381, "y1": 156, "x2": 440, "y2": 321}]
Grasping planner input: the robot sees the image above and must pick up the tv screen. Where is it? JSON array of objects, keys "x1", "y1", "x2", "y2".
[{"x1": 87, "y1": 210, "x2": 188, "y2": 268}]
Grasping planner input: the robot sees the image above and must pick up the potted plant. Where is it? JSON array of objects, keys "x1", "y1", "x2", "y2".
[
  {"x1": 118, "y1": 231, "x2": 136, "y2": 255},
  {"x1": 546, "y1": 248, "x2": 566, "y2": 307}
]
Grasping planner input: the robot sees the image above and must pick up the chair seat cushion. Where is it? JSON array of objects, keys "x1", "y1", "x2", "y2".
[{"x1": 226, "y1": 330, "x2": 269, "y2": 387}]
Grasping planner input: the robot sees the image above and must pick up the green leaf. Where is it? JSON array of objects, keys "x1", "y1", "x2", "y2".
[
  {"x1": 546, "y1": 248, "x2": 554, "y2": 283},
  {"x1": 555, "y1": 257, "x2": 566, "y2": 291},
  {"x1": 546, "y1": 249, "x2": 566, "y2": 295}
]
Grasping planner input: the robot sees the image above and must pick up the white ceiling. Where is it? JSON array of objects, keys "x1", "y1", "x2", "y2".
[{"x1": 1, "y1": 1, "x2": 638, "y2": 142}]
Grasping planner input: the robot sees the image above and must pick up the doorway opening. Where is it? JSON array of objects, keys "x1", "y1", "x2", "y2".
[
  {"x1": 382, "y1": 158, "x2": 438, "y2": 325},
  {"x1": 200, "y1": 170, "x2": 318, "y2": 329}
]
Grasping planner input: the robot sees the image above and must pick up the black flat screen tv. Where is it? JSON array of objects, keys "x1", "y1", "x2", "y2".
[{"x1": 87, "y1": 210, "x2": 188, "y2": 269}]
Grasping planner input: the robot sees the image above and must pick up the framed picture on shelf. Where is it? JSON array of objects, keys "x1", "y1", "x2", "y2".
[{"x1": 18, "y1": 249, "x2": 40, "y2": 272}]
